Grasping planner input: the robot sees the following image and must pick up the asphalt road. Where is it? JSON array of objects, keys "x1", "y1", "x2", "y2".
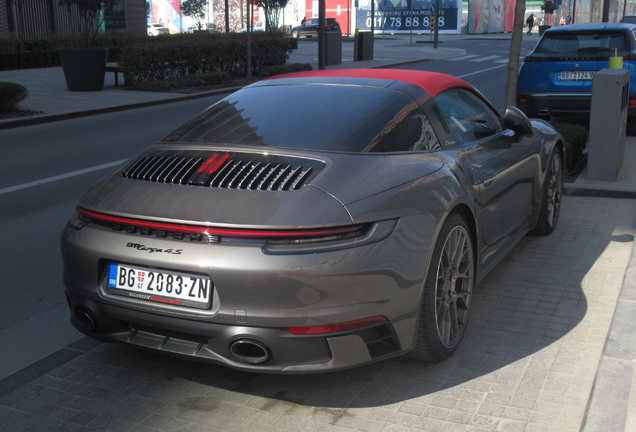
[
  {"x1": 0, "y1": 40, "x2": 529, "y2": 380},
  {"x1": 393, "y1": 37, "x2": 540, "y2": 112},
  {"x1": 0, "y1": 95, "x2": 226, "y2": 380}
]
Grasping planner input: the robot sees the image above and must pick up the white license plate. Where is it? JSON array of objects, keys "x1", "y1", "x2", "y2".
[
  {"x1": 558, "y1": 70, "x2": 596, "y2": 81},
  {"x1": 107, "y1": 263, "x2": 211, "y2": 309}
]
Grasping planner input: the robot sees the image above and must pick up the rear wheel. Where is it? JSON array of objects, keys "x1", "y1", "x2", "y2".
[
  {"x1": 407, "y1": 213, "x2": 474, "y2": 362},
  {"x1": 529, "y1": 148, "x2": 562, "y2": 236}
]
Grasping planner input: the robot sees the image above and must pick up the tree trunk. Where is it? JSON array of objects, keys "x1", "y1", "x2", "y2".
[{"x1": 504, "y1": 0, "x2": 526, "y2": 109}]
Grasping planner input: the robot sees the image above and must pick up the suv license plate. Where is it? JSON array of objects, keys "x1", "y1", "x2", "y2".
[
  {"x1": 107, "y1": 263, "x2": 212, "y2": 309},
  {"x1": 558, "y1": 71, "x2": 595, "y2": 81}
]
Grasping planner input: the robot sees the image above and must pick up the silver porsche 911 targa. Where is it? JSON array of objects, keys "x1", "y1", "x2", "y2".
[{"x1": 61, "y1": 69, "x2": 564, "y2": 373}]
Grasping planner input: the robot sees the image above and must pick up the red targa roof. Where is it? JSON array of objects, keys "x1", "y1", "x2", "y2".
[{"x1": 270, "y1": 69, "x2": 474, "y2": 97}]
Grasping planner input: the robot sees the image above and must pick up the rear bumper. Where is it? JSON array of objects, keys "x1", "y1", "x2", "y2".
[
  {"x1": 64, "y1": 291, "x2": 402, "y2": 373},
  {"x1": 517, "y1": 92, "x2": 636, "y2": 118}
]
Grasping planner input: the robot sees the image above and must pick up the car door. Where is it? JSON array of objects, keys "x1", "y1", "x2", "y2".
[
  {"x1": 434, "y1": 88, "x2": 539, "y2": 246},
  {"x1": 302, "y1": 19, "x2": 319, "y2": 36}
]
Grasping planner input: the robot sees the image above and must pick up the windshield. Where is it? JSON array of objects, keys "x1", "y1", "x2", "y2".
[
  {"x1": 162, "y1": 84, "x2": 431, "y2": 153},
  {"x1": 535, "y1": 31, "x2": 628, "y2": 55}
]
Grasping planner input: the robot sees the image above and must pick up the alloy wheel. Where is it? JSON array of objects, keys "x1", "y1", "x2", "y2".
[
  {"x1": 435, "y1": 225, "x2": 474, "y2": 348},
  {"x1": 547, "y1": 152, "x2": 562, "y2": 228}
]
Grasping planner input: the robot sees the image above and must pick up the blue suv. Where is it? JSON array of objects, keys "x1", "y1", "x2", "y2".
[{"x1": 517, "y1": 22, "x2": 636, "y2": 133}]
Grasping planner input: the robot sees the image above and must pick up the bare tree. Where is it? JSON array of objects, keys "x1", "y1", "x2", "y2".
[{"x1": 504, "y1": 0, "x2": 526, "y2": 109}]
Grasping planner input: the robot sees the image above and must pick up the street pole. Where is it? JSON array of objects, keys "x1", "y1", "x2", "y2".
[
  {"x1": 225, "y1": 0, "x2": 230, "y2": 31},
  {"x1": 371, "y1": 0, "x2": 375, "y2": 35},
  {"x1": 409, "y1": 0, "x2": 413, "y2": 46},
  {"x1": 319, "y1": 0, "x2": 326, "y2": 69},
  {"x1": 433, "y1": 0, "x2": 439, "y2": 48}
]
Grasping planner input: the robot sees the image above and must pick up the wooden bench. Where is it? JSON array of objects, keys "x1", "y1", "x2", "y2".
[{"x1": 105, "y1": 65, "x2": 123, "y2": 86}]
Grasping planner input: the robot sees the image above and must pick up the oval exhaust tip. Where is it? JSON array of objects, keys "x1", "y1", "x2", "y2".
[
  {"x1": 230, "y1": 339, "x2": 270, "y2": 364},
  {"x1": 74, "y1": 308, "x2": 96, "y2": 332}
]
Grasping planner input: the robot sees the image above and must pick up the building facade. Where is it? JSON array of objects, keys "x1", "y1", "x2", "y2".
[{"x1": 0, "y1": 0, "x2": 146, "y2": 40}]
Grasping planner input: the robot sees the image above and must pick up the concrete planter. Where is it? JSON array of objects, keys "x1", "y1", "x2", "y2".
[{"x1": 58, "y1": 48, "x2": 108, "y2": 91}]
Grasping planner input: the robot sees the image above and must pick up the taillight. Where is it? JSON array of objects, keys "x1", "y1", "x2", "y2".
[
  {"x1": 518, "y1": 98, "x2": 527, "y2": 107},
  {"x1": 630, "y1": 99, "x2": 636, "y2": 108},
  {"x1": 76, "y1": 206, "x2": 365, "y2": 240},
  {"x1": 288, "y1": 316, "x2": 387, "y2": 335}
]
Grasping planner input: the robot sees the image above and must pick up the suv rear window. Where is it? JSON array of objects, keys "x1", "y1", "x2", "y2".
[{"x1": 535, "y1": 31, "x2": 627, "y2": 55}]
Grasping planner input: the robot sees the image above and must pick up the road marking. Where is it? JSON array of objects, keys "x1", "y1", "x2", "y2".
[
  {"x1": 446, "y1": 54, "x2": 481, "y2": 61},
  {"x1": 494, "y1": 58, "x2": 510, "y2": 63},
  {"x1": 470, "y1": 55, "x2": 502, "y2": 62},
  {"x1": 0, "y1": 159, "x2": 128, "y2": 196},
  {"x1": 457, "y1": 63, "x2": 508, "y2": 79}
]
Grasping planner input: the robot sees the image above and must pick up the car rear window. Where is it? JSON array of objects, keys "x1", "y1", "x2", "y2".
[
  {"x1": 162, "y1": 84, "x2": 438, "y2": 153},
  {"x1": 535, "y1": 31, "x2": 627, "y2": 55}
]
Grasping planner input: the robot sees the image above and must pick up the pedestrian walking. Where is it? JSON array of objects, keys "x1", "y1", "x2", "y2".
[
  {"x1": 526, "y1": 14, "x2": 535, "y2": 35},
  {"x1": 566, "y1": 13, "x2": 572, "y2": 24},
  {"x1": 560, "y1": 15, "x2": 566, "y2": 25}
]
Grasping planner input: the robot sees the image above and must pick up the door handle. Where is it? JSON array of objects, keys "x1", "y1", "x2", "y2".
[{"x1": 483, "y1": 175, "x2": 495, "y2": 187}]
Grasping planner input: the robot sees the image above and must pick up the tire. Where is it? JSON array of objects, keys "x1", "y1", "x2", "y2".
[
  {"x1": 291, "y1": 30, "x2": 299, "y2": 38},
  {"x1": 407, "y1": 212, "x2": 475, "y2": 362},
  {"x1": 529, "y1": 148, "x2": 563, "y2": 236}
]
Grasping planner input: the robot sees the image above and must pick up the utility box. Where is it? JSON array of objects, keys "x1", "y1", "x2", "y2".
[
  {"x1": 354, "y1": 32, "x2": 374, "y2": 61},
  {"x1": 325, "y1": 31, "x2": 342, "y2": 66},
  {"x1": 588, "y1": 68, "x2": 629, "y2": 181}
]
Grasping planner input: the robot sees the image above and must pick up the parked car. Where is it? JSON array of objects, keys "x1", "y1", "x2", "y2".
[
  {"x1": 291, "y1": 17, "x2": 340, "y2": 37},
  {"x1": 620, "y1": 15, "x2": 636, "y2": 24},
  {"x1": 147, "y1": 23, "x2": 169, "y2": 36},
  {"x1": 62, "y1": 69, "x2": 563, "y2": 373},
  {"x1": 186, "y1": 23, "x2": 217, "y2": 32},
  {"x1": 517, "y1": 22, "x2": 636, "y2": 133},
  {"x1": 240, "y1": 21, "x2": 265, "y2": 32}
]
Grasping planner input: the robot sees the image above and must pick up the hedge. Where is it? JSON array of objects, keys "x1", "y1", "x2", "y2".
[
  {"x1": 0, "y1": 32, "x2": 295, "y2": 71},
  {"x1": 551, "y1": 122, "x2": 588, "y2": 173},
  {"x1": 119, "y1": 37, "x2": 295, "y2": 86}
]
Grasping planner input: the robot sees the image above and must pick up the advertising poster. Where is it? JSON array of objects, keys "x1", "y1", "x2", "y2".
[{"x1": 356, "y1": 0, "x2": 460, "y2": 33}]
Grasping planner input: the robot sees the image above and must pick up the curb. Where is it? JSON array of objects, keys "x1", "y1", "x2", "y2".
[
  {"x1": 581, "y1": 235, "x2": 636, "y2": 432},
  {"x1": 0, "y1": 58, "x2": 428, "y2": 131},
  {"x1": 564, "y1": 186, "x2": 636, "y2": 200},
  {"x1": 0, "y1": 86, "x2": 240, "y2": 131}
]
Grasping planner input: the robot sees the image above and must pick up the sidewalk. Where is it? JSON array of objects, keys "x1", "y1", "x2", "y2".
[
  {"x1": 1, "y1": 32, "x2": 636, "y2": 432},
  {"x1": 0, "y1": 33, "x2": 477, "y2": 130}
]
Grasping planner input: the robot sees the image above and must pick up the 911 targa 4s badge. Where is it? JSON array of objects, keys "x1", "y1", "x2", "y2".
[{"x1": 61, "y1": 69, "x2": 564, "y2": 373}]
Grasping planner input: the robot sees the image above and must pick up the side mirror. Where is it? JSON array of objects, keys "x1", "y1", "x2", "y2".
[
  {"x1": 503, "y1": 106, "x2": 534, "y2": 135},
  {"x1": 474, "y1": 120, "x2": 497, "y2": 139}
]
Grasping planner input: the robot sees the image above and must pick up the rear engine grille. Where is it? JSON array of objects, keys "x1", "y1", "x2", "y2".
[{"x1": 122, "y1": 151, "x2": 323, "y2": 191}]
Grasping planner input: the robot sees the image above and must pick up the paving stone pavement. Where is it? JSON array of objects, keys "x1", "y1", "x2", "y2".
[{"x1": 1, "y1": 195, "x2": 634, "y2": 432}]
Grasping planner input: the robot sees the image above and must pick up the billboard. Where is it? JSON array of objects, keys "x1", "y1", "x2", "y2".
[{"x1": 356, "y1": 0, "x2": 460, "y2": 33}]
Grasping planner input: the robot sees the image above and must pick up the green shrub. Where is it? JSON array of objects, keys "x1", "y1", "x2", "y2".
[
  {"x1": 119, "y1": 36, "x2": 295, "y2": 86},
  {"x1": 134, "y1": 78, "x2": 207, "y2": 92},
  {"x1": 187, "y1": 71, "x2": 232, "y2": 84},
  {"x1": 0, "y1": 82, "x2": 28, "y2": 113},
  {"x1": 551, "y1": 122, "x2": 588, "y2": 173},
  {"x1": 256, "y1": 62, "x2": 312, "y2": 78}
]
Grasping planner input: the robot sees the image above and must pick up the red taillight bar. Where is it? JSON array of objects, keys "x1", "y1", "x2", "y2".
[
  {"x1": 288, "y1": 316, "x2": 388, "y2": 335},
  {"x1": 77, "y1": 207, "x2": 363, "y2": 239}
]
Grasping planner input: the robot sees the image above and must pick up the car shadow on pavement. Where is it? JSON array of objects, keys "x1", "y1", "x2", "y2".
[{"x1": 3, "y1": 197, "x2": 636, "y2": 431}]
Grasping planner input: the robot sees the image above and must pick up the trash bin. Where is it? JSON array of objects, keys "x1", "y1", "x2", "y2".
[
  {"x1": 354, "y1": 31, "x2": 374, "y2": 61},
  {"x1": 325, "y1": 31, "x2": 342, "y2": 66}
]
